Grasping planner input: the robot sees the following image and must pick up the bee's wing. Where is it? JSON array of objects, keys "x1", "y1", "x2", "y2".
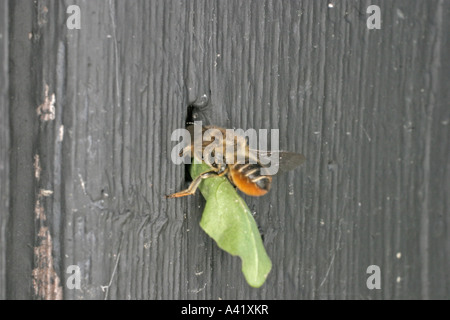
[
  {"x1": 251, "y1": 150, "x2": 306, "y2": 173},
  {"x1": 186, "y1": 125, "x2": 305, "y2": 172}
]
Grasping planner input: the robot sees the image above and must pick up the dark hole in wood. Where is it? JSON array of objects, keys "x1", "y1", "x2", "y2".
[
  {"x1": 184, "y1": 94, "x2": 212, "y2": 182},
  {"x1": 184, "y1": 105, "x2": 196, "y2": 183}
]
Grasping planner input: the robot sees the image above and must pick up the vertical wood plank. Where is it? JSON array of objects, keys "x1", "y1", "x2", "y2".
[
  {"x1": 0, "y1": 0, "x2": 8, "y2": 301},
  {"x1": 7, "y1": 0, "x2": 36, "y2": 299}
]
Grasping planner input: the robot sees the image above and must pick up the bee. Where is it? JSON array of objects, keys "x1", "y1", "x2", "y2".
[{"x1": 166, "y1": 124, "x2": 305, "y2": 198}]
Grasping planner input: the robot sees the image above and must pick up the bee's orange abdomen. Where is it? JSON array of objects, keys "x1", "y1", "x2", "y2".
[{"x1": 229, "y1": 169, "x2": 269, "y2": 197}]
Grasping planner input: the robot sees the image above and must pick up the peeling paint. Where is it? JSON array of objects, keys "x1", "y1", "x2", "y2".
[
  {"x1": 36, "y1": 85, "x2": 56, "y2": 121},
  {"x1": 58, "y1": 125, "x2": 64, "y2": 142},
  {"x1": 34, "y1": 199, "x2": 46, "y2": 221},
  {"x1": 32, "y1": 226, "x2": 63, "y2": 300},
  {"x1": 39, "y1": 189, "x2": 53, "y2": 197},
  {"x1": 34, "y1": 154, "x2": 41, "y2": 180},
  {"x1": 32, "y1": 155, "x2": 62, "y2": 299},
  {"x1": 33, "y1": 196, "x2": 63, "y2": 299}
]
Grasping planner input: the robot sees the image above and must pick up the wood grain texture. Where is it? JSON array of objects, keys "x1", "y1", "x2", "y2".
[
  {"x1": 3, "y1": 0, "x2": 449, "y2": 299},
  {"x1": 0, "y1": 0, "x2": 8, "y2": 301}
]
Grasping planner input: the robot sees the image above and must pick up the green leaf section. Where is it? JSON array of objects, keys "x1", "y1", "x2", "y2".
[{"x1": 190, "y1": 161, "x2": 272, "y2": 288}]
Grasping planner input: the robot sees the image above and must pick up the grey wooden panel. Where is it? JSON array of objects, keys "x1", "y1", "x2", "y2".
[
  {"x1": 4, "y1": 0, "x2": 450, "y2": 299},
  {"x1": 7, "y1": 0, "x2": 38, "y2": 299},
  {"x1": 0, "y1": 0, "x2": 8, "y2": 301}
]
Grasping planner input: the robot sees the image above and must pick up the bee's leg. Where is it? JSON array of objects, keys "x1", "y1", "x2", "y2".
[
  {"x1": 180, "y1": 144, "x2": 205, "y2": 165},
  {"x1": 165, "y1": 171, "x2": 219, "y2": 199},
  {"x1": 217, "y1": 165, "x2": 229, "y2": 177},
  {"x1": 179, "y1": 145, "x2": 192, "y2": 157}
]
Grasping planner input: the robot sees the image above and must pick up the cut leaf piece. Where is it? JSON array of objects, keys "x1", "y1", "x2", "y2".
[{"x1": 190, "y1": 161, "x2": 272, "y2": 288}]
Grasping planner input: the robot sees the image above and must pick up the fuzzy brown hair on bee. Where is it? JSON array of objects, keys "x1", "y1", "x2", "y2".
[{"x1": 166, "y1": 124, "x2": 305, "y2": 199}]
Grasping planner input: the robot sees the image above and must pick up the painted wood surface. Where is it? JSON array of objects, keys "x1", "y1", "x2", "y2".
[{"x1": 1, "y1": 0, "x2": 449, "y2": 299}]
